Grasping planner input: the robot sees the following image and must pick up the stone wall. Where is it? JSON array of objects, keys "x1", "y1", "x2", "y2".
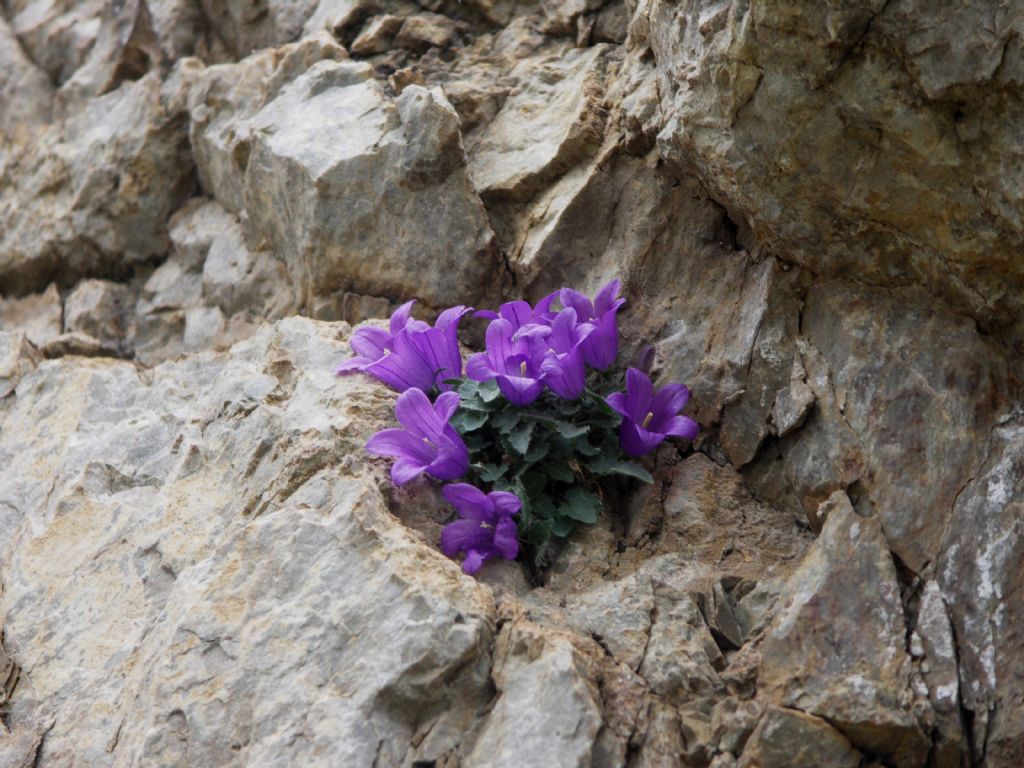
[{"x1": 1, "y1": 0, "x2": 1021, "y2": 765}]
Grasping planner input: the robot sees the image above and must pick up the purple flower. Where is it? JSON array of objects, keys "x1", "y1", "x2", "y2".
[
  {"x1": 336, "y1": 301, "x2": 470, "y2": 393},
  {"x1": 366, "y1": 389, "x2": 469, "y2": 485},
  {"x1": 606, "y1": 368, "x2": 699, "y2": 457},
  {"x1": 465, "y1": 318, "x2": 545, "y2": 406},
  {"x1": 440, "y1": 483, "x2": 521, "y2": 574},
  {"x1": 538, "y1": 308, "x2": 593, "y2": 400},
  {"x1": 560, "y1": 279, "x2": 625, "y2": 370},
  {"x1": 474, "y1": 293, "x2": 558, "y2": 330}
]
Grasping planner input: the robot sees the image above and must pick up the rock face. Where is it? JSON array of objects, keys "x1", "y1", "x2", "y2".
[{"x1": 1, "y1": 0, "x2": 1022, "y2": 766}]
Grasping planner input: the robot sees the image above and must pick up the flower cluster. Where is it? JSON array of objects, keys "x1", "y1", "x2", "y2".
[{"x1": 337, "y1": 280, "x2": 698, "y2": 575}]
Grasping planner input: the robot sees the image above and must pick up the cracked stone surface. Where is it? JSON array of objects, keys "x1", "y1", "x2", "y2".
[{"x1": 1, "y1": 0, "x2": 1022, "y2": 765}]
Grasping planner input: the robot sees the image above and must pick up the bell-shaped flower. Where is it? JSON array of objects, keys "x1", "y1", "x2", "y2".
[
  {"x1": 474, "y1": 292, "x2": 559, "y2": 330},
  {"x1": 366, "y1": 389, "x2": 469, "y2": 485},
  {"x1": 538, "y1": 308, "x2": 593, "y2": 400},
  {"x1": 439, "y1": 483, "x2": 521, "y2": 574},
  {"x1": 337, "y1": 301, "x2": 470, "y2": 393},
  {"x1": 335, "y1": 300, "x2": 419, "y2": 374},
  {"x1": 606, "y1": 367, "x2": 699, "y2": 456},
  {"x1": 560, "y1": 279, "x2": 625, "y2": 370},
  {"x1": 465, "y1": 318, "x2": 545, "y2": 406}
]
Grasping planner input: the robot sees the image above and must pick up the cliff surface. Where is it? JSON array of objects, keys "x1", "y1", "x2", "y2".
[{"x1": 1, "y1": 1, "x2": 1022, "y2": 766}]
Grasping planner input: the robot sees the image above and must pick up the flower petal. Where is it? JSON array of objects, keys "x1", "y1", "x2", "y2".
[
  {"x1": 462, "y1": 549, "x2": 487, "y2": 575},
  {"x1": 652, "y1": 383, "x2": 690, "y2": 419},
  {"x1": 349, "y1": 326, "x2": 393, "y2": 360},
  {"x1": 492, "y1": 516, "x2": 519, "y2": 560},
  {"x1": 392, "y1": 457, "x2": 429, "y2": 485},
  {"x1": 605, "y1": 391, "x2": 630, "y2": 419},
  {"x1": 335, "y1": 356, "x2": 372, "y2": 374},
  {"x1": 389, "y1": 300, "x2": 416, "y2": 335},
  {"x1": 581, "y1": 310, "x2": 619, "y2": 370},
  {"x1": 593, "y1": 279, "x2": 623, "y2": 316},
  {"x1": 443, "y1": 483, "x2": 492, "y2": 520},
  {"x1": 619, "y1": 418, "x2": 664, "y2": 457},
  {"x1": 499, "y1": 300, "x2": 534, "y2": 329},
  {"x1": 440, "y1": 519, "x2": 491, "y2": 556},
  {"x1": 366, "y1": 428, "x2": 431, "y2": 462},
  {"x1": 433, "y1": 391, "x2": 462, "y2": 424},
  {"x1": 659, "y1": 415, "x2": 699, "y2": 441},
  {"x1": 465, "y1": 352, "x2": 497, "y2": 381},
  {"x1": 559, "y1": 287, "x2": 594, "y2": 320},
  {"x1": 485, "y1": 319, "x2": 515, "y2": 367},
  {"x1": 626, "y1": 367, "x2": 654, "y2": 418},
  {"x1": 496, "y1": 375, "x2": 544, "y2": 406},
  {"x1": 488, "y1": 491, "x2": 522, "y2": 518},
  {"x1": 395, "y1": 388, "x2": 443, "y2": 440}
]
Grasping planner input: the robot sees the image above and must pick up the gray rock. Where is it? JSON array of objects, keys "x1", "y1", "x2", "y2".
[
  {"x1": 395, "y1": 13, "x2": 457, "y2": 52},
  {"x1": 0, "y1": 284, "x2": 62, "y2": 347},
  {"x1": 936, "y1": 417, "x2": 1024, "y2": 765},
  {"x1": 738, "y1": 706, "x2": 862, "y2": 768},
  {"x1": 465, "y1": 618, "x2": 602, "y2": 767},
  {"x1": 199, "y1": 0, "x2": 319, "y2": 57},
  {"x1": 0, "y1": 68, "x2": 197, "y2": 294},
  {"x1": 63, "y1": 279, "x2": 133, "y2": 353},
  {"x1": 0, "y1": 331, "x2": 40, "y2": 399},
  {"x1": 467, "y1": 44, "x2": 609, "y2": 201},
  {"x1": 349, "y1": 14, "x2": 403, "y2": 55},
  {"x1": 0, "y1": 318, "x2": 497, "y2": 765},
  {"x1": 760, "y1": 493, "x2": 927, "y2": 767},
  {"x1": 0, "y1": 16, "x2": 53, "y2": 135},
  {"x1": 648, "y1": 0, "x2": 1024, "y2": 347},
  {"x1": 5, "y1": 0, "x2": 105, "y2": 85},
  {"x1": 242, "y1": 69, "x2": 498, "y2": 307},
  {"x1": 914, "y1": 581, "x2": 968, "y2": 768}
]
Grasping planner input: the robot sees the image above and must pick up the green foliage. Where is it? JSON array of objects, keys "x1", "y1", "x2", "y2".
[{"x1": 450, "y1": 377, "x2": 653, "y2": 568}]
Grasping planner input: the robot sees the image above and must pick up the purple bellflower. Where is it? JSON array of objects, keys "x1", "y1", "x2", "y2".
[
  {"x1": 560, "y1": 279, "x2": 626, "y2": 370},
  {"x1": 465, "y1": 318, "x2": 546, "y2": 406},
  {"x1": 336, "y1": 301, "x2": 470, "y2": 393},
  {"x1": 538, "y1": 308, "x2": 593, "y2": 400},
  {"x1": 474, "y1": 293, "x2": 559, "y2": 330},
  {"x1": 366, "y1": 389, "x2": 469, "y2": 485},
  {"x1": 606, "y1": 367, "x2": 699, "y2": 457},
  {"x1": 439, "y1": 483, "x2": 521, "y2": 574}
]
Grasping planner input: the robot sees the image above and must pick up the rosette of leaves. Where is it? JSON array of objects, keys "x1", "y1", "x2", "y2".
[{"x1": 448, "y1": 376, "x2": 653, "y2": 567}]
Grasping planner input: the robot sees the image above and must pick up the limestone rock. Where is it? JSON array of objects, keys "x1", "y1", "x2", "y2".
[
  {"x1": 937, "y1": 417, "x2": 1024, "y2": 766},
  {"x1": 0, "y1": 318, "x2": 496, "y2": 765},
  {"x1": 199, "y1": 0, "x2": 319, "y2": 57},
  {"x1": 241, "y1": 67, "x2": 499, "y2": 307},
  {"x1": 0, "y1": 68, "x2": 196, "y2": 294},
  {"x1": 349, "y1": 14, "x2": 404, "y2": 55},
  {"x1": 0, "y1": 16, "x2": 53, "y2": 135},
  {"x1": 467, "y1": 44, "x2": 609, "y2": 201},
  {"x1": 63, "y1": 279, "x2": 134, "y2": 354},
  {"x1": 5, "y1": 0, "x2": 105, "y2": 85},
  {"x1": 914, "y1": 581, "x2": 968, "y2": 768},
  {"x1": 738, "y1": 706, "x2": 862, "y2": 768},
  {"x1": 648, "y1": 0, "x2": 1024, "y2": 347},
  {"x1": 760, "y1": 493, "x2": 927, "y2": 767},
  {"x1": 464, "y1": 617, "x2": 603, "y2": 767},
  {"x1": 0, "y1": 331, "x2": 41, "y2": 399},
  {"x1": 395, "y1": 13, "x2": 457, "y2": 52},
  {"x1": 0, "y1": 284, "x2": 62, "y2": 347},
  {"x1": 188, "y1": 31, "x2": 349, "y2": 216}
]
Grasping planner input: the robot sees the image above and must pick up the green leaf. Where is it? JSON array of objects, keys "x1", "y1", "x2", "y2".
[
  {"x1": 545, "y1": 462, "x2": 576, "y2": 483},
  {"x1": 508, "y1": 421, "x2": 534, "y2": 455},
  {"x1": 589, "y1": 455, "x2": 654, "y2": 483},
  {"x1": 575, "y1": 439, "x2": 601, "y2": 457},
  {"x1": 552, "y1": 516, "x2": 575, "y2": 537},
  {"x1": 523, "y1": 440, "x2": 550, "y2": 464},
  {"x1": 452, "y1": 409, "x2": 489, "y2": 432},
  {"x1": 478, "y1": 380, "x2": 502, "y2": 402},
  {"x1": 560, "y1": 488, "x2": 602, "y2": 524},
  {"x1": 477, "y1": 463, "x2": 508, "y2": 482},
  {"x1": 492, "y1": 409, "x2": 520, "y2": 434},
  {"x1": 554, "y1": 421, "x2": 590, "y2": 439}
]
